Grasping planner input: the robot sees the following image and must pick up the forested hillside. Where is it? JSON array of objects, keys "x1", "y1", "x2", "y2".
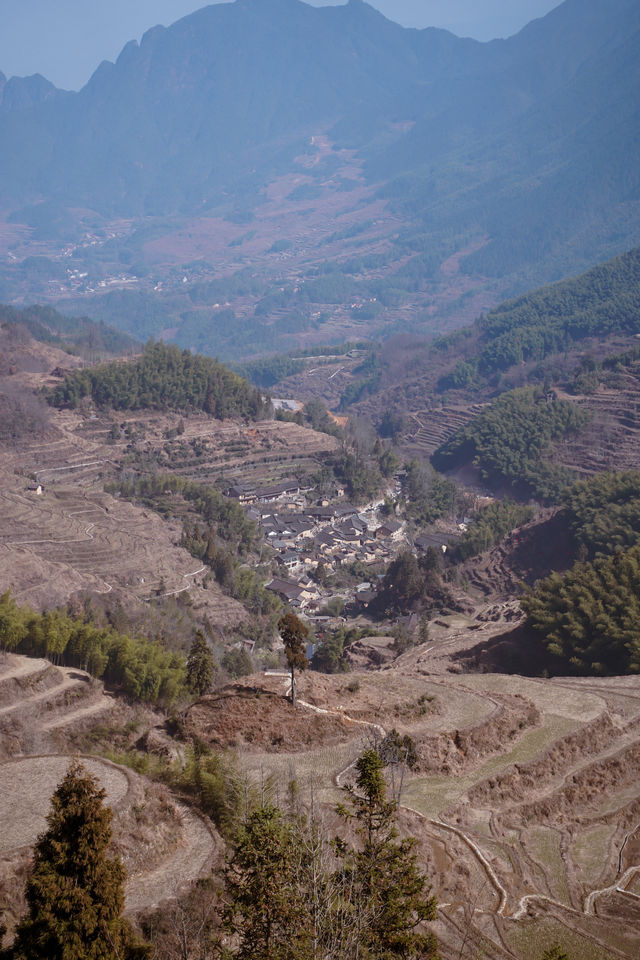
[
  {"x1": 476, "y1": 247, "x2": 640, "y2": 374},
  {"x1": 434, "y1": 246, "x2": 640, "y2": 389},
  {"x1": 0, "y1": 303, "x2": 138, "y2": 359},
  {"x1": 521, "y1": 547, "x2": 640, "y2": 675},
  {"x1": 564, "y1": 471, "x2": 640, "y2": 558},
  {"x1": 49, "y1": 341, "x2": 266, "y2": 417},
  {"x1": 432, "y1": 387, "x2": 587, "y2": 499}
]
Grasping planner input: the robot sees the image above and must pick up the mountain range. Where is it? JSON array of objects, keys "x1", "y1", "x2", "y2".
[{"x1": 0, "y1": 0, "x2": 638, "y2": 336}]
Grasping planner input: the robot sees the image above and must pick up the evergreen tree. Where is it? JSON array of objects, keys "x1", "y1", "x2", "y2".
[
  {"x1": 541, "y1": 947, "x2": 569, "y2": 960},
  {"x1": 278, "y1": 612, "x2": 309, "y2": 707},
  {"x1": 521, "y1": 545, "x2": 640, "y2": 674},
  {"x1": 335, "y1": 749, "x2": 439, "y2": 960},
  {"x1": 186, "y1": 631, "x2": 216, "y2": 696},
  {"x1": 313, "y1": 561, "x2": 328, "y2": 586},
  {"x1": 9, "y1": 761, "x2": 149, "y2": 960},
  {"x1": 223, "y1": 804, "x2": 312, "y2": 960}
]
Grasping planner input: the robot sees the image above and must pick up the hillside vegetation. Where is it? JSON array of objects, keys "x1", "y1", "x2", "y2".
[
  {"x1": 564, "y1": 471, "x2": 640, "y2": 558},
  {"x1": 476, "y1": 247, "x2": 640, "y2": 374},
  {"x1": 48, "y1": 341, "x2": 266, "y2": 417},
  {"x1": 107, "y1": 474, "x2": 280, "y2": 622},
  {"x1": 435, "y1": 246, "x2": 640, "y2": 389},
  {"x1": 0, "y1": 303, "x2": 139, "y2": 359},
  {"x1": 521, "y1": 547, "x2": 640, "y2": 675},
  {"x1": 0, "y1": 592, "x2": 186, "y2": 707},
  {"x1": 450, "y1": 501, "x2": 536, "y2": 562},
  {"x1": 432, "y1": 387, "x2": 588, "y2": 499},
  {"x1": 519, "y1": 472, "x2": 640, "y2": 675}
]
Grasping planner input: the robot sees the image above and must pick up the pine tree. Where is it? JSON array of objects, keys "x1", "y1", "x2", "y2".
[
  {"x1": 186, "y1": 631, "x2": 215, "y2": 697},
  {"x1": 9, "y1": 761, "x2": 149, "y2": 960},
  {"x1": 223, "y1": 804, "x2": 312, "y2": 960},
  {"x1": 541, "y1": 947, "x2": 569, "y2": 960},
  {"x1": 335, "y1": 749, "x2": 439, "y2": 960},
  {"x1": 278, "y1": 612, "x2": 309, "y2": 707},
  {"x1": 418, "y1": 615, "x2": 430, "y2": 646}
]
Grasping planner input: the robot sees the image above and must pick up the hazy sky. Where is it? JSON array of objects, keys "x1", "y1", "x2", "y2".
[{"x1": 0, "y1": 0, "x2": 562, "y2": 91}]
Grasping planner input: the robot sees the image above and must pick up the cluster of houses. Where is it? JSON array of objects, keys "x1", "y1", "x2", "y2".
[{"x1": 224, "y1": 477, "x2": 406, "y2": 613}]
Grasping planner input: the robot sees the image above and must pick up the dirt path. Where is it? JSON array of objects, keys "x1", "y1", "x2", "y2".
[
  {"x1": 585, "y1": 861, "x2": 640, "y2": 914},
  {"x1": 276, "y1": 674, "x2": 386, "y2": 787},
  {"x1": 145, "y1": 564, "x2": 206, "y2": 601},
  {"x1": 285, "y1": 675, "x2": 640, "y2": 929},
  {"x1": 125, "y1": 806, "x2": 218, "y2": 913},
  {"x1": 41, "y1": 696, "x2": 114, "y2": 731},
  {"x1": 308, "y1": 684, "x2": 515, "y2": 953},
  {"x1": 0, "y1": 656, "x2": 48, "y2": 682}
]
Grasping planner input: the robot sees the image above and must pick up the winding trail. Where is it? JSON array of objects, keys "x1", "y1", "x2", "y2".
[
  {"x1": 9, "y1": 507, "x2": 114, "y2": 593},
  {"x1": 41, "y1": 696, "x2": 114, "y2": 731},
  {"x1": 281, "y1": 676, "x2": 385, "y2": 790},
  {"x1": 125, "y1": 806, "x2": 218, "y2": 914},
  {"x1": 35, "y1": 459, "x2": 107, "y2": 478},
  {"x1": 283, "y1": 676, "x2": 513, "y2": 919},
  {"x1": 9, "y1": 501, "x2": 206, "y2": 599},
  {"x1": 144, "y1": 565, "x2": 206, "y2": 601},
  {"x1": 618, "y1": 820, "x2": 640, "y2": 872},
  {"x1": 274, "y1": 673, "x2": 640, "y2": 926},
  {"x1": 585, "y1": 863, "x2": 640, "y2": 915}
]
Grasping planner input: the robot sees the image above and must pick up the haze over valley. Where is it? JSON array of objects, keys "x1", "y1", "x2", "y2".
[
  {"x1": 1, "y1": 0, "x2": 639, "y2": 360},
  {"x1": 1, "y1": 3, "x2": 640, "y2": 959}
]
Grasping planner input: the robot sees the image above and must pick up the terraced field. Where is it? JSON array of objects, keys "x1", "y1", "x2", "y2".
[
  {"x1": 0, "y1": 653, "x2": 220, "y2": 930},
  {"x1": 215, "y1": 660, "x2": 640, "y2": 960},
  {"x1": 0, "y1": 652, "x2": 115, "y2": 759},
  {"x1": 404, "y1": 403, "x2": 487, "y2": 459},
  {"x1": 154, "y1": 415, "x2": 339, "y2": 487},
  {"x1": 549, "y1": 373, "x2": 640, "y2": 478},
  {"x1": 0, "y1": 409, "x2": 257, "y2": 626},
  {"x1": 0, "y1": 398, "x2": 336, "y2": 621},
  {"x1": 2, "y1": 631, "x2": 639, "y2": 959}
]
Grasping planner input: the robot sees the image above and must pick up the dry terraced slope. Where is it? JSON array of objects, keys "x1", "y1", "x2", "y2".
[
  {"x1": 2, "y1": 624, "x2": 640, "y2": 957},
  {"x1": 0, "y1": 653, "x2": 220, "y2": 924},
  {"x1": 206, "y1": 650, "x2": 640, "y2": 960},
  {"x1": 0, "y1": 392, "x2": 335, "y2": 624}
]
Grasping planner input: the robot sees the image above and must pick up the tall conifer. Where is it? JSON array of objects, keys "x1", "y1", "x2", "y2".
[
  {"x1": 335, "y1": 749, "x2": 440, "y2": 960},
  {"x1": 9, "y1": 761, "x2": 149, "y2": 960},
  {"x1": 186, "y1": 631, "x2": 215, "y2": 696},
  {"x1": 278, "y1": 612, "x2": 309, "y2": 707}
]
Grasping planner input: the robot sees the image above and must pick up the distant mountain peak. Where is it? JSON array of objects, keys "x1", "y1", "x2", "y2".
[
  {"x1": 0, "y1": 0, "x2": 636, "y2": 304},
  {"x1": 0, "y1": 73, "x2": 58, "y2": 112},
  {"x1": 236, "y1": 0, "x2": 303, "y2": 8},
  {"x1": 140, "y1": 24, "x2": 167, "y2": 47}
]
